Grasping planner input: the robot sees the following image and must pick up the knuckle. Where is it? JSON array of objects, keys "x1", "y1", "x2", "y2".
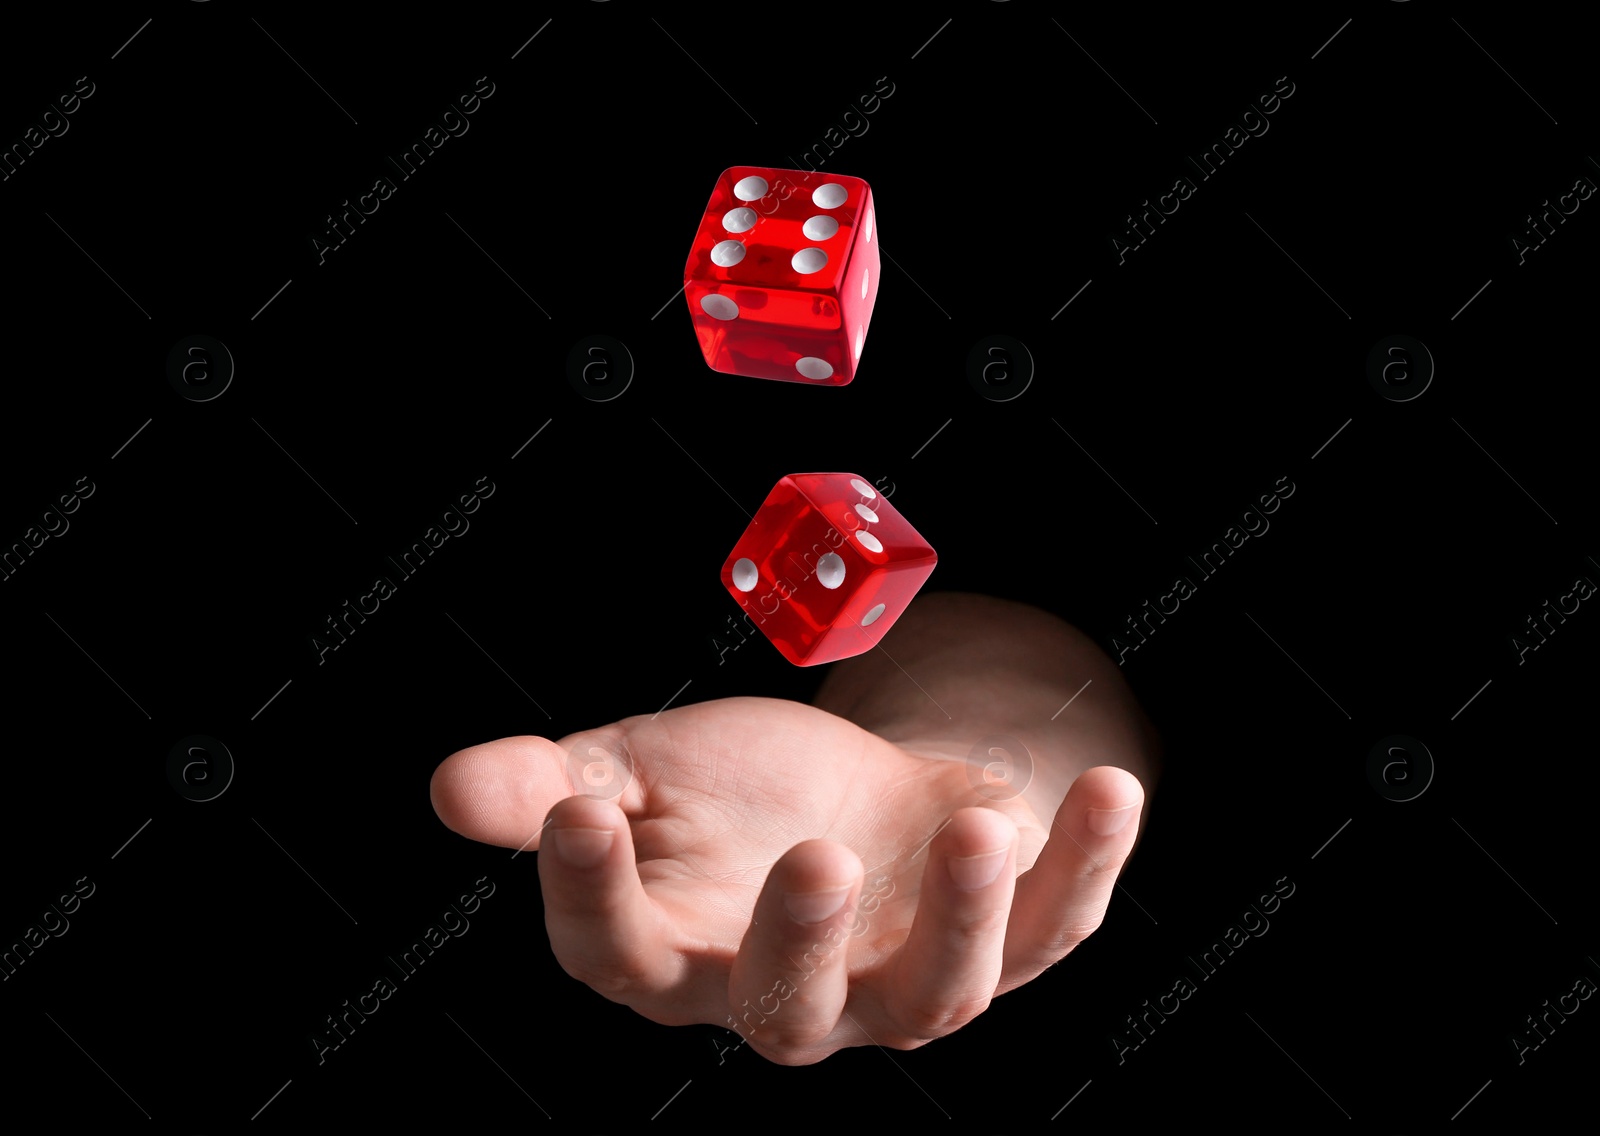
[
  {"x1": 945, "y1": 902, "x2": 1011, "y2": 940},
  {"x1": 1008, "y1": 946, "x2": 1061, "y2": 977},
  {"x1": 745, "y1": 1032, "x2": 831, "y2": 1066},
  {"x1": 728, "y1": 990, "x2": 836, "y2": 1058},
  {"x1": 1048, "y1": 911, "x2": 1106, "y2": 951},
  {"x1": 560, "y1": 959, "x2": 629, "y2": 1000},
  {"x1": 555, "y1": 950, "x2": 645, "y2": 1001},
  {"x1": 890, "y1": 994, "x2": 992, "y2": 1040},
  {"x1": 1086, "y1": 854, "x2": 1126, "y2": 878}
]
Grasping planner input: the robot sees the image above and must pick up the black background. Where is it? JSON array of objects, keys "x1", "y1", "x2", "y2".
[{"x1": 2, "y1": 3, "x2": 1595, "y2": 1126}]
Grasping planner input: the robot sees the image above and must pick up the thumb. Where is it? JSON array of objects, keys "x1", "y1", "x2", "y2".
[{"x1": 430, "y1": 727, "x2": 645, "y2": 851}]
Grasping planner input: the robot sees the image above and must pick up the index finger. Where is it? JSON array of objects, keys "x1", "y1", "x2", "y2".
[{"x1": 1000, "y1": 765, "x2": 1144, "y2": 988}]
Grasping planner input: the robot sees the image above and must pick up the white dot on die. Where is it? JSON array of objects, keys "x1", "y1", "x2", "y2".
[
  {"x1": 861, "y1": 602, "x2": 887, "y2": 626},
  {"x1": 813, "y1": 183, "x2": 848, "y2": 209},
  {"x1": 796, "y1": 356, "x2": 833, "y2": 381},
  {"x1": 710, "y1": 240, "x2": 745, "y2": 267},
  {"x1": 855, "y1": 503, "x2": 878, "y2": 523},
  {"x1": 802, "y1": 215, "x2": 839, "y2": 241},
  {"x1": 792, "y1": 248, "x2": 828, "y2": 275},
  {"x1": 732, "y1": 558, "x2": 758, "y2": 592},
  {"x1": 733, "y1": 175, "x2": 769, "y2": 201},
  {"x1": 722, "y1": 207, "x2": 757, "y2": 233},
  {"x1": 816, "y1": 553, "x2": 846, "y2": 589},
  {"x1": 864, "y1": 207, "x2": 874, "y2": 242},
  {"x1": 861, "y1": 268, "x2": 869, "y2": 299},
  {"x1": 701, "y1": 294, "x2": 739, "y2": 321},
  {"x1": 849, "y1": 478, "x2": 876, "y2": 499},
  {"x1": 855, "y1": 531, "x2": 883, "y2": 553}
]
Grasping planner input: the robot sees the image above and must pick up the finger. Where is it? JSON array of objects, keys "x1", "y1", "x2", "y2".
[
  {"x1": 884, "y1": 806, "x2": 1018, "y2": 1041},
  {"x1": 539, "y1": 794, "x2": 680, "y2": 1005},
  {"x1": 1003, "y1": 765, "x2": 1144, "y2": 984},
  {"x1": 727, "y1": 839, "x2": 863, "y2": 1065},
  {"x1": 430, "y1": 728, "x2": 644, "y2": 851}
]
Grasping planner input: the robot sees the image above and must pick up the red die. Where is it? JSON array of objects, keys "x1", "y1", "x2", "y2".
[
  {"x1": 721, "y1": 473, "x2": 935, "y2": 666},
  {"x1": 684, "y1": 166, "x2": 880, "y2": 387}
]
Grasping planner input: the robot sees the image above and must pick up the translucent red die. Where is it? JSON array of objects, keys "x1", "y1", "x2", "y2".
[
  {"x1": 684, "y1": 166, "x2": 880, "y2": 386},
  {"x1": 721, "y1": 473, "x2": 935, "y2": 666}
]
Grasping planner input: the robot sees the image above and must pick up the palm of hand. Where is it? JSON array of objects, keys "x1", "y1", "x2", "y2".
[
  {"x1": 600, "y1": 697, "x2": 1047, "y2": 984},
  {"x1": 432, "y1": 695, "x2": 1142, "y2": 1064}
]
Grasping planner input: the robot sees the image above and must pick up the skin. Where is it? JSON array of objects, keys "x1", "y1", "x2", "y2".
[{"x1": 430, "y1": 592, "x2": 1160, "y2": 1065}]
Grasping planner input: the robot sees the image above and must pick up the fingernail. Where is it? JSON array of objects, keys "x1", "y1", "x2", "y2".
[
  {"x1": 948, "y1": 848, "x2": 1008, "y2": 891},
  {"x1": 1086, "y1": 804, "x2": 1138, "y2": 836},
  {"x1": 784, "y1": 886, "x2": 852, "y2": 924},
  {"x1": 551, "y1": 827, "x2": 614, "y2": 868}
]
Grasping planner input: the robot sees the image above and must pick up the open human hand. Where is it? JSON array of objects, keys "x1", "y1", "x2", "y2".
[{"x1": 431, "y1": 602, "x2": 1150, "y2": 1066}]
